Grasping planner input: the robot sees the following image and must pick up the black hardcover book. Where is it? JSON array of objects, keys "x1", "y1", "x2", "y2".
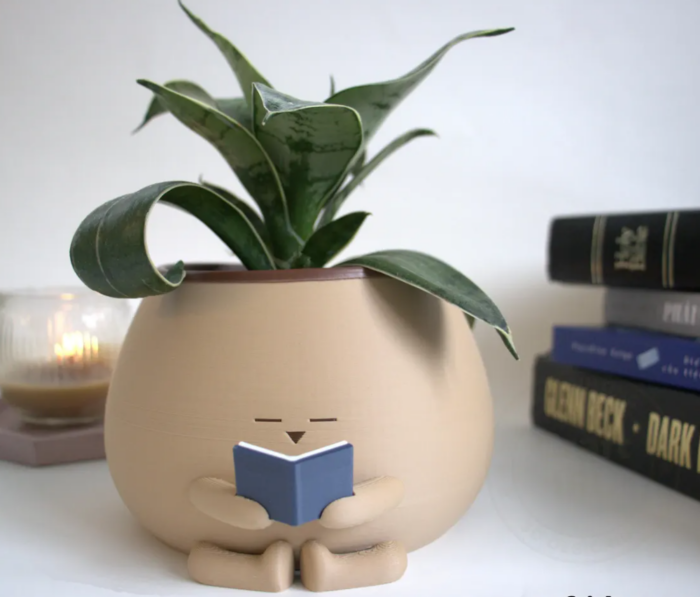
[
  {"x1": 532, "y1": 355, "x2": 700, "y2": 502},
  {"x1": 547, "y1": 210, "x2": 700, "y2": 290}
]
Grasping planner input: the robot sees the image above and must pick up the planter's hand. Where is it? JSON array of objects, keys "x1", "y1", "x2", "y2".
[
  {"x1": 188, "y1": 477, "x2": 272, "y2": 530},
  {"x1": 319, "y1": 476, "x2": 404, "y2": 530}
]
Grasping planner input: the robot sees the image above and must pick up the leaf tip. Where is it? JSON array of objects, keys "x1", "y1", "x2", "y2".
[
  {"x1": 499, "y1": 328, "x2": 519, "y2": 360},
  {"x1": 165, "y1": 260, "x2": 187, "y2": 285},
  {"x1": 178, "y1": 0, "x2": 210, "y2": 34},
  {"x1": 491, "y1": 27, "x2": 515, "y2": 36},
  {"x1": 253, "y1": 81, "x2": 273, "y2": 93},
  {"x1": 136, "y1": 78, "x2": 155, "y2": 90}
]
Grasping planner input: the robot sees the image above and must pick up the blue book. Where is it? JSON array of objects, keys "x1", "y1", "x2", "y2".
[
  {"x1": 233, "y1": 441, "x2": 354, "y2": 526},
  {"x1": 552, "y1": 325, "x2": 700, "y2": 392}
]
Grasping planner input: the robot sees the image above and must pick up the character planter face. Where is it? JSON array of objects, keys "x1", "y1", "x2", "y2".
[{"x1": 70, "y1": 3, "x2": 516, "y2": 592}]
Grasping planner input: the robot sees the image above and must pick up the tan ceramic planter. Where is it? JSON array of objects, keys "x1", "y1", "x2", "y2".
[{"x1": 105, "y1": 265, "x2": 493, "y2": 591}]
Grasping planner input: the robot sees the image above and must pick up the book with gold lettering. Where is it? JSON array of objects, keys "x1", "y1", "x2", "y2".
[
  {"x1": 533, "y1": 355, "x2": 700, "y2": 502},
  {"x1": 548, "y1": 210, "x2": 700, "y2": 290}
]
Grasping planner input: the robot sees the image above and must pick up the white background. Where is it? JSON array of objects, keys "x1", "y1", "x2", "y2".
[{"x1": 1, "y1": 0, "x2": 700, "y2": 595}]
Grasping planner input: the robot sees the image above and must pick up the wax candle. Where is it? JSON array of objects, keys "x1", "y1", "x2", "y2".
[
  {"x1": 0, "y1": 332, "x2": 117, "y2": 426},
  {"x1": 0, "y1": 377, "x2": 110, "y2": 425},
  {"x1": 0, "y1": 288, "x2": 131, "y2": 427}
]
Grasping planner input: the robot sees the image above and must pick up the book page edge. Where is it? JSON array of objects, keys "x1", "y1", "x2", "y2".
[{"x1": 237, "y1": 440, "x2": 349, "y2": 462}]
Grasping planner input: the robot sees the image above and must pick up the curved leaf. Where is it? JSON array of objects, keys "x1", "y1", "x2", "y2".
[
  {"x1": 252, "y1": 83, "x2": 364, "y2": 240},
  {"x1": 215, "y1": 97, "x2": 252, "y2": 130},
  {"x1": 327, "y1": 28, "x2": 514, "y2": 143},
  {"x1": 198, "y1": 178, "x2": 270, "y2": 246},
  {"x1": 337, "y1": 250, "x2": 517, "y2": 359},
  {"x1": 349, "y1": 150, "x2": 366, "y2": 178},
  {"x1": 137, "y1": 79, "x2": 300, "y2": 260},
  {"x1": 133, "y1": 79, "x2": 253, "y2": 133},
  {"x1": 133, "y1": 80, "x2": 216, "y2": 133},
  {"x1": 320, "y1": 128, "x2": 436, "y2": 226},
  {"x1": 301, "y1": 211, "x2": 370, "y2": 267},
  {"x1": 70, "y1": 181, "x2": 275, "y2": 298},
  {"x1": 179, "y1": 1, "x2": 271, "y2": 104}
]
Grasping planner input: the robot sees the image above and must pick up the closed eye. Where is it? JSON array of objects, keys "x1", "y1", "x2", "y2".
[
  {"x1": 309, "y1": 418, "x2": 337, "y2": 422},
  {"x1": 254, "y1": 418, "x2": 282, "y2": 422}
]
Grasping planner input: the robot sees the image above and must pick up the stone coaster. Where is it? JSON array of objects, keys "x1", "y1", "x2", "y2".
[{"x1": 0, "y1": 400, "x2": 105, "y2": 466}]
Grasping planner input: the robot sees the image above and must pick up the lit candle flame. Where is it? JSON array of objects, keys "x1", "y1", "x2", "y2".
[{"x1": 54, "y1": 331, "x2": 99, "y2": 365}]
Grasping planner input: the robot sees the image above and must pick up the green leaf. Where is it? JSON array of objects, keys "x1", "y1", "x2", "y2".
[
  {"x1": 349, "y1": 150, "x2": 366, "y2": 178},
  {"x1": 320, "y1": 128, "x2": 436, "y2": 226},
  {"x1": 133, "y1": 79, "x2": 216, "y2": 133},
  {"x1": 301, "y1": 212, "x2": 370, "y2": 267},
  {"x1": 329, "y1": 75, "x2": 336, "y2": 96},
  {"x1": 179, "y1": 1, "x2": 271, "y2": 105},
  {"x1": 252, "y1": 83, "x2": 363, "y2": 240},
  {"x1": 70, "y1": 181, "x2": 275, "y2": 298},
  {"x1": 198, "y1": 178, "x2": 270, "y2": 246},
  {"x1": 215, "y1": 97, "x2": 253, "y2": 130},
  {"x1": 337, "y1": 250, "x2": 517, "y2": 359},
  {"x1": 327, "y1": 28, "x2": 514, "y2": 143},
  {"x1": 132, "y1": 78, "x2": 253, "y2": 133},
  {"x1": 137, "y1": 79, "x2": 300, "y2": 261}
]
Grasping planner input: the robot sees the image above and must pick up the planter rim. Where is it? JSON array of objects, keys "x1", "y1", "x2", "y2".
[{"x1": 177, "y1": 263, "x2": 383, "y2": 284}]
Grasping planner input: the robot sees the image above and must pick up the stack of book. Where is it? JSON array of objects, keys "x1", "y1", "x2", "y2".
[{"x1": 533, "y1": 210, "x2": 700, "y2": 501}]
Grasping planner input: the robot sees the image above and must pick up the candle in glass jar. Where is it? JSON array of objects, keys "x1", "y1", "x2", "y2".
[{"x1": 0, "y1": 331, "x2": 115, "y2": 426}]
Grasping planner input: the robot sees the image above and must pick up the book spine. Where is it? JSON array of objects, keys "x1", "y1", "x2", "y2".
[
  {"x1": 532, "y1": 356, "x2": 700, "y2": 502},
  {"x1": 552, "y1": 326, "x2": 700, "y2": 392},
  {"x1": 547, "y1": 210, "x2": 700, "y2": 290},
  {"x1": 605, "y1": 288, "x2": 700, "y2": 338}
]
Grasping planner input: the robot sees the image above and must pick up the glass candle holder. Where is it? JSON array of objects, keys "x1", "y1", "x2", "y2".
[{"x1": 0, "y1": 288, "x2": 132, "y2": 427}]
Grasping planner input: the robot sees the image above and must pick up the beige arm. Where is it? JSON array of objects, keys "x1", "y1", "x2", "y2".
[
  {"x1": 188, "y1": 477, "x2": 272, "y2": 530},
  {"x1": 319, "y1": 476, "x2": 404, "y2": 530}
]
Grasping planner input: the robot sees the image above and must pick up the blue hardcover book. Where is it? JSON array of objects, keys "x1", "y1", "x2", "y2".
[
  {"x1": 552, "y1": 326, "x2": 700, "y2": 392},
  {"x1": 233, "y1": 441, "x2": 354, "y2": 526}
]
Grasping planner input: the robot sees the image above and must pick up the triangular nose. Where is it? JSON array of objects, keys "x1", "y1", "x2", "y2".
[{"x1": 286, "y1": 431, "x2": 305, "y2": 444}]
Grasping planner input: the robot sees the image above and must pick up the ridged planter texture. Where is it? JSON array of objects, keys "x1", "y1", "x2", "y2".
[{"x1": 105, "y1": 265, "x2": 494, "y2": 592}]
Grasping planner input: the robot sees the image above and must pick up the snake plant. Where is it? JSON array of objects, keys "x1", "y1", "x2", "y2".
[{"x1": 69, "y1": 1, "x2": 517, "y2": 358}]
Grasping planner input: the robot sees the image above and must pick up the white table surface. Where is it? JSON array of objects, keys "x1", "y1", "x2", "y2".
[{"x1": 2, "y1": 421, "x2": 700, "y2": 597}]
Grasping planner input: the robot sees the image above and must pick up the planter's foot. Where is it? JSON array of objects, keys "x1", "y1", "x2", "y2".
[
  {"x1": 188, "y1": 540, "x2": 295, "y2": 592},
  {"x1": 300, "y1": 540, "x2": 407, "y2": 592}
]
